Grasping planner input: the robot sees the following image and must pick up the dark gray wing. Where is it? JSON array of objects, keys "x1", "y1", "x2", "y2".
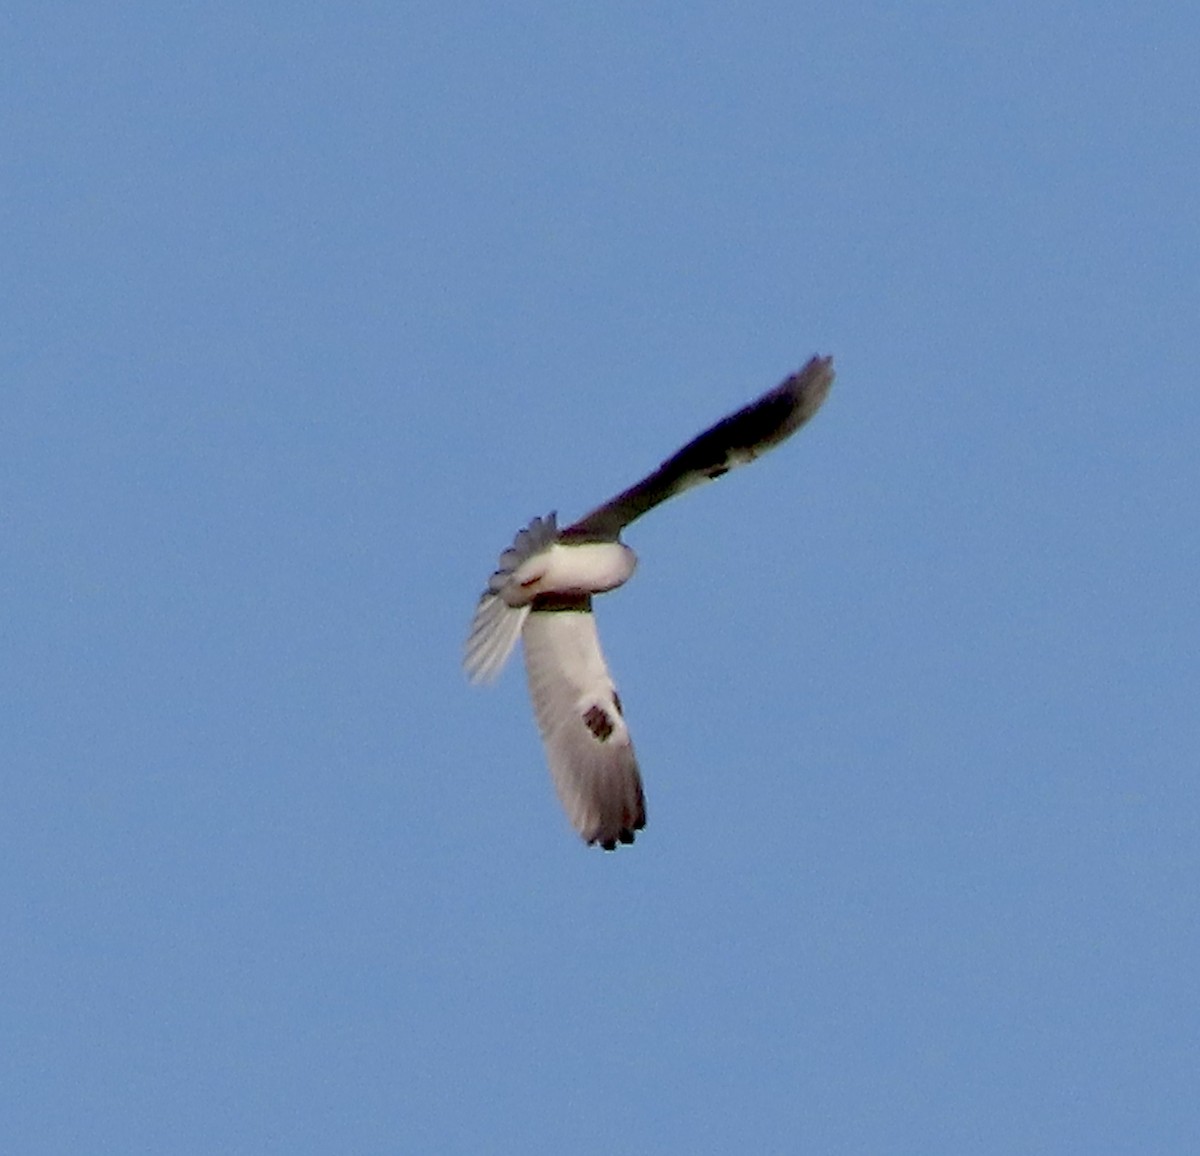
[{"x1": 562, "y1": 355, "x2": 834, "y2": 541}]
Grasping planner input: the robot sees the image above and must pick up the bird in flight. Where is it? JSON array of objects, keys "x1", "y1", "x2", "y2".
[{"x1": 465, "y1": 355, "x2": 835, "y2": 850}]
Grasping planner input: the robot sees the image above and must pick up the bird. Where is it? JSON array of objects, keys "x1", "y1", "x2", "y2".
[{"x1": 464, "y1": 355, "x2": 835, "y2": 850}]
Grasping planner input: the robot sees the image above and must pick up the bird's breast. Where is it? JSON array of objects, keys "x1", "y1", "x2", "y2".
[{"x1": 502, "y1": 541, "x2": 637, "y2": 607}]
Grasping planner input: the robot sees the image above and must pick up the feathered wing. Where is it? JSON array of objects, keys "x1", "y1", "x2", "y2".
[
  {"x1": 521, "y1": 601, "x2": 645, "y2": 849},
  {"x1": 564, "y1": 354, "x2": 835, "y2": 540},
  {"x1": 464, "y1": 514, "x2": 559, "y2": 683}
]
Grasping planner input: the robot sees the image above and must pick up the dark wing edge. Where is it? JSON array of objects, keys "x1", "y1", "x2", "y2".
[{"x1": 563, "y1": 354, "x2": 834, "y2": 541}]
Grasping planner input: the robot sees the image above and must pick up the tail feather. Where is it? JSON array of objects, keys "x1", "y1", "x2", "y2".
[
  {"x1": 464, "y1": 593, "x2": 529, "y2": 683},
  {"x1": 464, "y1": 513, "x2": 559, "y2": 683}
]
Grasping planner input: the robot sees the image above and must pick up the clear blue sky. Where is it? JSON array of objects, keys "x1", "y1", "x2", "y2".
[{"x1": 4, "y1": 5, "x2": 1198, "y2": 1153}]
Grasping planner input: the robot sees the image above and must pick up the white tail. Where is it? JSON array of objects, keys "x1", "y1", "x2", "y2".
[{"x1": 463, "y1": 514, "x2": 558, "y2": 683}]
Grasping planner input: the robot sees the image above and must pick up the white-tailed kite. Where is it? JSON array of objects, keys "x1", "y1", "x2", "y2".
[{"x1": 465, "y1": 355, "x2": 835, "y2": 850}]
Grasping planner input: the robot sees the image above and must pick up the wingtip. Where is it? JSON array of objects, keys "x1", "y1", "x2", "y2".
[
  {"x1": 595, "y1": 822, "x2": 643, "y2": 851},
  {"x1": 584, "y1": 785, "x2": 646, "y2": 851},
  {"x1": 785, "y1": 353, "x2": 835, "y2": 426}
]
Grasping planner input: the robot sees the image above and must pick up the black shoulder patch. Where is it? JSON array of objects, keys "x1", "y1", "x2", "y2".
[
  {"x1": 582, "y1": 704, "x2": 614, "y2": 741},
  {"x1": 531, "y1": 592, "x2": 593, "y2": 612}
]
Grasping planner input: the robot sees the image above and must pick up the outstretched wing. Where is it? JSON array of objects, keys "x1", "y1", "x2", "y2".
[
  {"x1": 521, "y1": 599, "x2": 646, "y2": 850},
  {"x1": 563, "y1": 354, "x2": 834, "y2": 541}
]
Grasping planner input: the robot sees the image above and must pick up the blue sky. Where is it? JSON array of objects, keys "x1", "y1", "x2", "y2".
[{"x1": 4, "y1": 4, "x2": 1198, "y2": 1152}]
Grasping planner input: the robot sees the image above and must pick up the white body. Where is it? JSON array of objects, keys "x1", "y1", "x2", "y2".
[{"x1": 502, "y1": 541, "x2": 637, "y2": 607}]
